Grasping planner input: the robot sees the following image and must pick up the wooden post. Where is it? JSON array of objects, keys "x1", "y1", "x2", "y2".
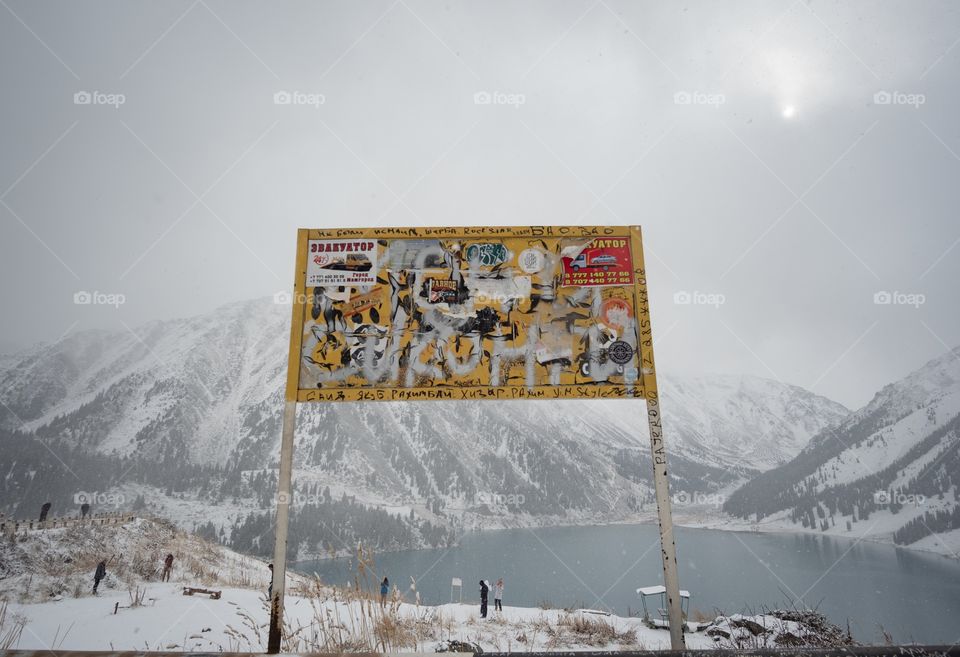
[
  {"x1": 267, "y1": 400, "x2": 297, "y2": 653},
  {"x1": 632, "y1": 226, "x2": 685, "y2": 649}
]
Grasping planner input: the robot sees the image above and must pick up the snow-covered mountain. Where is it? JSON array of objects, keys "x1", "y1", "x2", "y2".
[
  {"x1": 0, "y1": 297, "x2": 847, "y2": 545},
  {"x1": 724, "y1": 346, "x2": 960, "y2": 555},
  {"x1": 655, "y1": 374, "x2": 848, "y2": 471}
]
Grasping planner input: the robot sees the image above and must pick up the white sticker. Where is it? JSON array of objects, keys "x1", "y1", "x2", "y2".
[
  {"x1": 518, "y1": 248, "x2": 545, "y2": 273},
  {"x1": 467, "y1": 276, "x2": 532, "y2": 304}
]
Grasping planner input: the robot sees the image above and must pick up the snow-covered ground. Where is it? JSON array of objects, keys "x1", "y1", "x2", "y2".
[
  {"x1": 3, "y1": 583, "x2": 854, "y2": 652},
  {"x1": 0, "y1": 518, "x2": 854, "y2": 652},
  {"x1": 6, "y1": 585, "x2": 844, "y2": 652},
  {"x1": 4, "y1": 589, "x2": 704, "y2": 652},
  {"x1": 911, "y1": 526, "x2": 960, "y2": 559}
]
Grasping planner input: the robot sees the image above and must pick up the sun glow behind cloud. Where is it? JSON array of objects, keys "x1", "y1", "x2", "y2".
[{"x1": 763, "y1": 48, "x2": 807, "y2": 119}]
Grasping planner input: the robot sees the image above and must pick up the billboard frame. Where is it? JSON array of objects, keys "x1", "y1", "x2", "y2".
[{"x1": 267, "y1": 225, "x2": 685, "y2": 651}]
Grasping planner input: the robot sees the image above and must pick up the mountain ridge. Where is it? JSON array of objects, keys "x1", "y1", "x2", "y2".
[{"x1": 723, "y1": 345, "x2": 960, "y2": 557}]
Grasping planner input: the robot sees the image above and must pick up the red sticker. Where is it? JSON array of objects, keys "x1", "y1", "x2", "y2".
[
  {"x1": 561, "y1": 238, "x2": 634, "y2": 287},
  {"x1": 601, "y1": 297, "x2": 633, "y2": 330}
]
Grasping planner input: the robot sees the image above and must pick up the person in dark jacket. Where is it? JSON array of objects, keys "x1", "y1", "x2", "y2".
[
  {"x1": 380, "y1": 577, "x2": 389, "y2": 609},
  {"x1": 93, "y1": 560, "x2": 106, "y2": 594},
  {"x1": 162, "y1": 553, "x2": 174, "y2": 582},
  {"x1": 479, "y1": 579, "x2": 489, "y2": 618}
]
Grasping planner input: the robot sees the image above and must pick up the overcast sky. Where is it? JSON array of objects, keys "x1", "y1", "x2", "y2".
[{"x1": 1, "y1": 0, "x2": 958, "y2": 408}]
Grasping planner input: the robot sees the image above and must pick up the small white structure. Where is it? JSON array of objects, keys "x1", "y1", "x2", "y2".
[
  {"x1": 450, "y1": 577, "x2": 462, "y2": 603},
  {"x1": 636, "y1": 585, "x2": 691, "y2": 629}
]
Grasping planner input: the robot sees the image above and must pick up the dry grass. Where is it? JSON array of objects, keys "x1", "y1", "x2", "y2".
[
  {"x1": 270, "y1": 545, "x2": 440, "y2": 653},
  {"x1": 544, "y1": 612, "x2": 637, "y2": 648},
  {"x1": 691, "y1": 607, "x2": 712, "y2": 622},
  {"x1": 0, "y1": 602, "x2": 27, "y2": 649}
]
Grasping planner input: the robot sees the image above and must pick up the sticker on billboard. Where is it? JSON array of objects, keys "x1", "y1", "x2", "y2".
[
  {"x1": 518, "y1": 248, "x2": 545, "y2": 274},
  {"x1": 423, "y1": 278, "x2": 467, "y2": 304},
  {"x1": 465, "y1": 243, "x2": 509, "y2": 267},
  {"x1": 345, "y1": 288, "x2": 383, "y2": 317},
  {"x1": 607, "y1": 340, "x2": 635, "y2": 365},
  {"x1": 307, "y1": 240, "x2": 379, "y2": 286},
  {"x1": 560, "y1": 238, "x2": 634, "y2": 287},
  {"x1": 601, "y1": 296, "x2": 633, "y2": 330},
  {"x1": 468, "y1": 276, "x2": 531, "y2": 305},
  {"x1": 386, "y1": 239, "x2": 446, "y2": 270}
]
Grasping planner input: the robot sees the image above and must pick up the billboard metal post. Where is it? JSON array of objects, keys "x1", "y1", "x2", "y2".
[
  {"x1": 267, "y1": 399, "x2": 297, "y2": 653},
  {"x1": 632, "y1": 226, "x2": 685, "y2": 649},
  {"x1": 268, "y1": 229, "x2": 310, "y2": 654}
]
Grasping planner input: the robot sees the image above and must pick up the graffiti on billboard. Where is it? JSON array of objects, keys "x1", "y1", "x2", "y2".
[{"x1": 286, "y1": 226, "x2": 650, "y2": 402}]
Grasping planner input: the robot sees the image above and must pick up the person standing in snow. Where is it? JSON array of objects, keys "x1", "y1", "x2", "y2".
[
  {"x1": 93, "y1": 560, "x2": 106, "y2": 594},
  {"x1": 494, "y1": 578, "x2": 503, "y2": 612},
  {"x1": 479, "y1": 579, "x2": 489, "y2": 618},
  {"x1": 380, "y1": 577, "x2": 389, "y2": 609},
  {"x1": 161, "y1": 553, "x2": 174, "y2": 582}
]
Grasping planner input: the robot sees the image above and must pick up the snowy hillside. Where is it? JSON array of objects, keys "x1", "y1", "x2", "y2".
[
  {"x1": 0, "y1": 517, "x2": 280, "y2": 604},
  {"x1": 0, "y1": 297, "x2": 848, "y2": 556},
  {"x1": 724, "y1": 346, "x2": 960, "y2": 557}
]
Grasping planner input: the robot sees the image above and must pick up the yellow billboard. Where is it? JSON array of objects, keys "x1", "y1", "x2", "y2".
[{"x1": 284, "y1": 225, "x2": 656, "y2": 403}]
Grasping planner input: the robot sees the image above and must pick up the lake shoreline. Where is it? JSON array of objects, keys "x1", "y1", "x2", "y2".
[
  {"x1": 288, "y1": 506, "x2": 958, "y2": 566},
  {"x1": 291, "y1": 521, "x2": 960, "y2": 644}
]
